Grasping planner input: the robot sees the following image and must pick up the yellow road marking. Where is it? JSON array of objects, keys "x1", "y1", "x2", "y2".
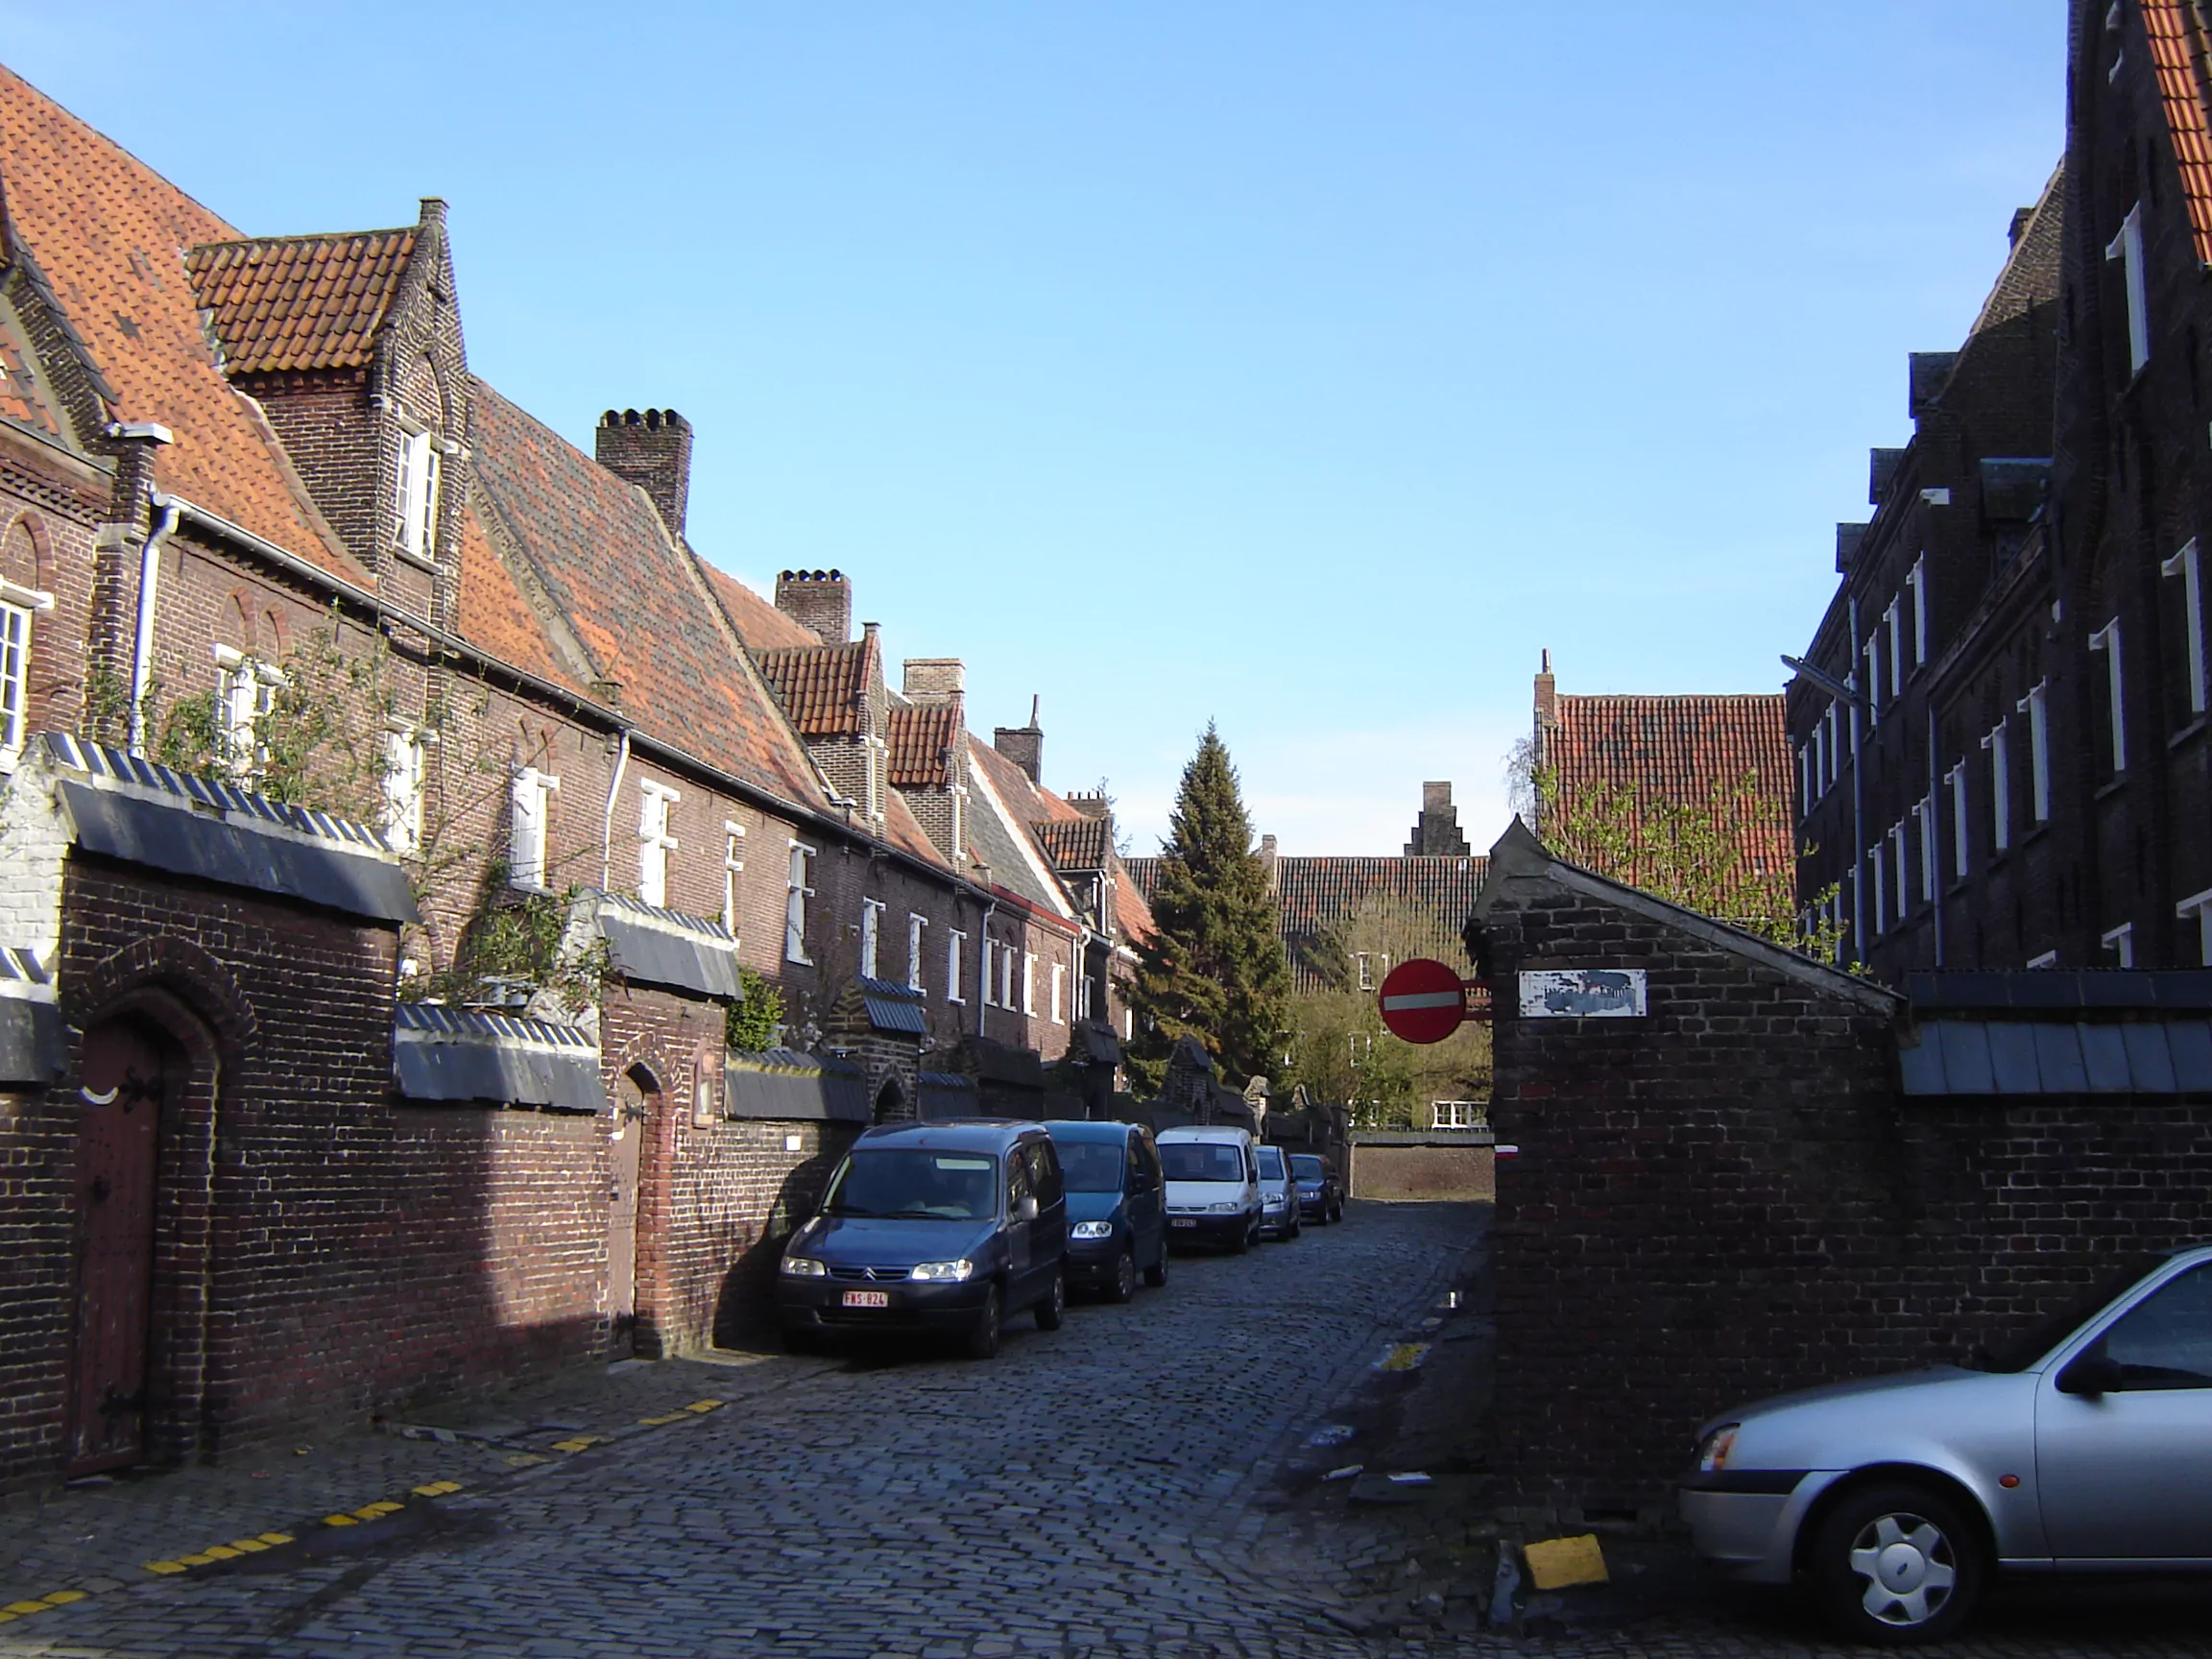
[
  {"x1": 175, "y1": 1554, "x2": 215, "y2": 1567},
  {"x1": 4, "y1": 1600, "x2": 51, "y2": 1615},
  {"x1": 411, "y1": 1479, "x2": 464, "y2": 1497},
  {"x1": 228, "y1": 1539, "x2": 270, "y2": 1553},
  {"x1": 200, "y1": 1545, "x2": 241, "y2": 1561},
  {"x1": 258, "y1": 1532, "x2": 294, "y2": 1546},
  {"x1": 549, "y1": 1436, "x2": 602, "y2": 1453},
  {"x1": 638, "y1": 1413, "x2": 684, "y2": 1426},
  {"x1": 685, "y1": 1400, "x2": 722, "y2": 1413},
  {"x1": 322, "y1": 1515, "x2": 357, "y2": 1527},
  {"x1": 40, "y1": 1591, "x2": 86, "y2": 1606},
  {"x1": 144, "y1": 1561, "x2": 187, "y2": 1575}
]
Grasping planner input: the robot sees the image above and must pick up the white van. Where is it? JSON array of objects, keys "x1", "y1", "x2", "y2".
[{"x1": 1156, "y1": 1125, "x2": 1261, "y2": 1254}]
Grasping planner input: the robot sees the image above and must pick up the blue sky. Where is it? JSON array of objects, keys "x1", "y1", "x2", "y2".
[{"x1": 3, "y1": 2, "x2": 2065, "y2": 854}]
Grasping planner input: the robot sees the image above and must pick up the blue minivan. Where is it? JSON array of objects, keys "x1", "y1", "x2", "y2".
[
  {"x1": 775, "y1": 1120, "x2": 1068, "y2": 1359},
  {"x1": 1043, "y1": 1119, "x2": 1168, "y2": 1303}
]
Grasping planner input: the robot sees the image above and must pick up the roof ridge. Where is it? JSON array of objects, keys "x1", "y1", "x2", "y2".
[{"x1": 188, "y1": 226, "x2": 419, "y2": 253}]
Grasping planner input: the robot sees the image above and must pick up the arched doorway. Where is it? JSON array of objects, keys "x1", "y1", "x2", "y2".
[
  {"x1": 873, "y1": 1074, "x2": 906, "y2": 1124},
  {"x1": 66, "y1": 1017, "x2": 170, "y2": 1474},
  {"x1": 608, "y1": 1067, "x2": 656, "y2": 1357}
]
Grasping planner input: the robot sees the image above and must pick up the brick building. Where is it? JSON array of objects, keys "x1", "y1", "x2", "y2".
[
  {"x1": 0, "y1": 62, "x2": 1151, "y2": 1495},
  {"x1": 1789, "y1": 0, "x2": 2212, "y2": 977}
]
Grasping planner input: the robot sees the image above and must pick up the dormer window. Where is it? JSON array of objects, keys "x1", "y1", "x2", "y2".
[{"x1": 397, "y1": 424, "x2": 443, "y2": 563}]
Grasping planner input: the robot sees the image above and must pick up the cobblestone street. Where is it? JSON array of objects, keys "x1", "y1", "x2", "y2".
[{"x1": 4, "y1": 1202, "x2": 2211, "y2": 1659}]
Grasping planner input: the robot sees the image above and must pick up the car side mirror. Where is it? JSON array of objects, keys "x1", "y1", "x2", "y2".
[
  {"x1": 2056, "y1": 1349, "x2": 2125, "y2": 1397},
  {"x1": 1014, "y1": 1194, "x2": 1039, "y2": 1222}
]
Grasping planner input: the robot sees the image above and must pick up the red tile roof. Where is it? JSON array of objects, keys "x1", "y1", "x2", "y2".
[
  {"x1": 0, "y1": 65, "x2": 369, "y2": 583},
  {"x1": 696, "y1": 559, "x2": 823, "y2": 653},
  {"x1": 467, "y1": 379, "x2": 826, "y2": 805},
  {"x1": 185, "y1": 229, "x2": 416, "y2": 374},
  {"x1": 453, "y1": 499, "x2": 588, "y2": 694},
  {"x1": 1033, "y1": 815, "x2": 1109, "y2": 871},
  {"x1": 1540, "y1": 692, "x2": 1793, "y2": 880},
  {"x1": 756, "y1": 639, "x2": 874, "y2": 738},
  {"x1": 887, "y1": 701, "x2": 961, "y2": 787},
  {"x1": 883, "y1": 789, "x2": 950, "y2": 869},
  {"x1": 0, "y1": 320, "x2": 60, "y2": 436},
  {"x1": 2145, "y1": 1, "x2": 2212, "y2": 265}
]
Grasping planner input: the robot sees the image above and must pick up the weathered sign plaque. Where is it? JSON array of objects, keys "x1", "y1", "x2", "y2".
[{"x1": 1518, "y1": 968, "x2": 1647, "y2": 1018}]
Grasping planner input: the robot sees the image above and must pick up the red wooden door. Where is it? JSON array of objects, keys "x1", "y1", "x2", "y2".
[
  {"x1": 66, "y1": 1020, "x2": 165, "y2": 1475},
  {"x1": 607, "y1": 1074, "x2": 645, "y2": 1355}
]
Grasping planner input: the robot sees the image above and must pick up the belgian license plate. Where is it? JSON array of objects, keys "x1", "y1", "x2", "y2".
[
  {"x1": 841, "y1": 1289, "x2": 889, "y2": 1309},
  {"x1": 1171, "y1": 1218, "x2": 1198, "y2": 1229}
]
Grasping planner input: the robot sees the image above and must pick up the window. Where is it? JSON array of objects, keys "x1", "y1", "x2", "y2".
[
  {"x1": 1891, "y1": 821, "x2": 1910, "y2": 918},
  {"x1": 1021, "y1": 951, "x2": 1036, "y2": 1016},
  {"x1": 1869, "y1": 842, "x2": 1887, "y2": 935},
  {"x1": 1797, "y1": 741, "x2": 1812, "y2": 818},
  {"x1": 859, "y1": 899, "x2": 884, "y2": 979},
  {"x1": 1885, "y1": 598, "x2": 1903, "y2": 697},
  {"x1": 383, "y1": 725, "x2": 427, "y2": 854},
  {"x1": 722, "y1": 821, "x2": 746, "y2": 936},
  {"x1": 212, "y1": 644, "x2": 281, "y2": 781},
  {"x1": 2026, "y1": 950, "x2": 2059, "y2": 970},
  {"x1": 998, "y1": 941, "x2": 1016, "y2": 1009},
  {"x1": 397, "y1": 425, "x2": 442, "y2": 561},
  {"x1": 637, "y1": 780, "x2": 680, "y2": 908},
  {"x1": 0, "y1": 596, "x2": 32, "y2": 767},
  {"x1": 510, "y1": 767, "x2": 557, "y2": 888},
  {"x1": 1982, "y1": 720, "x2": 2010, "y2": 853},
  {"x1": 2099, "y1": 1264, "x2": 2212, "y2": 1389},
  {"x1": 1863, "y1": 637, "x2": 1882, "y2": 722},
  {"x1": 1909, "y1": 555, "x2": 1928, "y2": 665},
  {"x1": 1122, "y1": 1005, "x2": 1133, "y2": 1042},
  {"x1": 1948, "y1": 763, "x2": 1969, "y2": 882},
  {"x1": 2178, "y1": 888, "x2": 2212, "y2": 967},
  {"x1": 2102, "y1": 923, "x2": 2136, "y2": 968},
  {"x1": 1823, "y1": 703, "x2": 1839, "y2": 788},
  {"x1": 2106, "y1": 203, "x2": 2150, "y2": 375},
  {"x1": 2016, "y1": 682, "x2": 2051, "y2": 823},
  {"x1": 1077, "y1": 970, "x2": 1094, "y2": 1020},
  {"x1": 906, "y1": 914, "x2": 926, "y2": 992},
  {"x1": 1433, "y1": 1101, "x2": 1483, "y2": 1129},
  {"x1": 2090, "y1": 618, "x2": 2127, "y2": 772},
  {"x1": 784, "y1": 843, "x2": 815, "y2": 964},
  {"x1": 2163, "y1": 541, "x2": 2206, "y2": 718},
  {"x1": 1914, "y1": 797, "x2": 1936, "y2": 903},
  {"x1": 947, "y1": 928, "x2": 967, "y2": 1003},
  {"x1": 1049, "y1": 961, "x2": 1065, "y2": 1024},
  {"x1": 1356, "y1": 952, "x2": 1375, "y2": 991}
]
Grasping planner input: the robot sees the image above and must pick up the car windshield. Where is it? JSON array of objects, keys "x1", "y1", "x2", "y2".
[
  {"x1": 1964, "y1": 1253, "x2": 2171, "y2": 1372},
  {"x1": 1289, "y1": 1155, "x2": 1326, "y2": 1180},
  {"x1": 1255, "y1": 1145, "x2": 1286, "y2": 1179},
  {"x1": 1054, "y1": 1140, "x2": 1126, "y2": 1192},
  {"x1": 1161, "y1": 1142, "x2": 1244, "y2": 1183},
  {"x1": 821, "y1": 1149, "x2": 998, "y2": 1221}
]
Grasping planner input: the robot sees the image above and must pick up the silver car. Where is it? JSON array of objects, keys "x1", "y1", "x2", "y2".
[
  {"x1": 1253, "y1": 1142, "x2": 1302, "y2": 1241},
  {"x1": 1680, "y1": 1245, "x2": 2212, "y2": 1644}
]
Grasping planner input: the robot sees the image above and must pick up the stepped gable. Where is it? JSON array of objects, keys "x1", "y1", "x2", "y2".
[
  {"x1": 185, "y1": 228, "x2": 415, "y2": 374},
  {"x1": 2147, "y1": 0, "x2": 2212, "y2": 264},
  {"x1": 887, "y1": 701, "x2": 961, "y2": 787},
  {"x1": 696, "y1": 559, "x2": 822, "y2": 653},
  {"x1": 755, "y1": 637, "x2": 873, "y2": 738},
  {"x1": 467, "y1": 379, "x2": 823, "y2": 803},
  {"x1": 0, "y1": 64, "x2": 367, "y2": 580},
  {"x1": 1544, "y1": 692, "x2": 1792, "y2": 879}
]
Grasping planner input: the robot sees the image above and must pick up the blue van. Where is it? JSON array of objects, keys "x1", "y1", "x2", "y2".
[
  {"x1": 775, "y1": 1119, "x2": 1068, "y2": 1359},
  {"x1": 1043, "y1": 1119, "x2": 1168, "y2": 1302}
]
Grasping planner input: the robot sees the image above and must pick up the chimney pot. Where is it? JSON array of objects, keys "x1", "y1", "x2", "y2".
[
  {"x1": 595, "y1": 406, "x2": 694, "y2": 537},
  {"x1": 774, "y1": 568, "x2": 853, "y2": 643}
]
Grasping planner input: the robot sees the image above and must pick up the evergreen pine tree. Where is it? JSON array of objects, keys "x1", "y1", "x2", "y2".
[{"x1": 1123, "y1": 724, "x2": 1292, "y2": 1091}]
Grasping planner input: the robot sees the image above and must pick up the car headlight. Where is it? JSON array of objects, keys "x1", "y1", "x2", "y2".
[
  {"x1": 1207, "y1": 1200, "x2": 1241, "y2": 1214},
  {"x1": 1262, "y1": 1195, "x2": 1286, "y2": 1209},
  {"x1": 1070, "y1": 1220, "x2": 1114, "y2": 1240},
  {"x1": 908, "y1": 1259, "x2": 975, "y2": 1282},
  {"x1": 1695, "y1": 1424, "x2": 1739, "y2": 1473},
  {"x1": 780, "y1": 1256, "x2": 828, "y2": 1279}
]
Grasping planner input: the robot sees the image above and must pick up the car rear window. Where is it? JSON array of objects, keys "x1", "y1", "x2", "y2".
[
  {"x1": 1255, "y1": 1145, "x2": 1286, "y2": 1178},
  {"x1": 1161, "y1": 1142, "x2": 1244, "y2": 1183},
  {"x1": 1289, "y1": 1155, "x2": 1325, "y2": 1179},
  {"x1": 1053, "y1": 1140, "x2": 1126, "y2": 1192}
]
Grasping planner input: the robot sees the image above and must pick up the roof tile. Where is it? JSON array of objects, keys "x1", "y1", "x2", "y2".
[
  {"x1": 887, "y1": 702, "x2": 961, "y2": 786},
  {"x1": 185, "y1": 229, "x2": 415, "y2": 374},
  {"x1": 756, "y1": 639, "x2": 873, "y2": 738}
]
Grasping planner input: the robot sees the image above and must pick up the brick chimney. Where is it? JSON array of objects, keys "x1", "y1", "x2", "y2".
[
  {"x1": 775, "y1": 569, "x2": 852, "y2": 644},
  {"x1": 1533, "y1": 648, "x2": 1557, "y2": 741},
  {"x1": 1258, "y1": 832, "x2": 1280, "y2": 889},
  {"x1": 1405, "y1": 781, "x2": 1471, "y2": 856},
  {"x1": 902, "y1": 658, "x2": 965, "y2": 703},
  {"x1": 595, "y1": 408, "x2": 692, "y2": 537},
  {"x1": 993, "y1": 696, "x2": 1043, "y2": 784}
]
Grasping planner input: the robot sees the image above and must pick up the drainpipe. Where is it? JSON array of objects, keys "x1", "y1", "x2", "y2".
[
  {"x1": 1848, "y1": 595, "x2": 1865, "y2": 957},
  {"x1": 128, "y1": 498, "x2": 182, "y2": 755},
  {"x1": 600, "y1": 727, "x2": 631, "y2": 889},
  {"x1": 1928, "y1": 699, "x2": 1944, "y2": 968}
]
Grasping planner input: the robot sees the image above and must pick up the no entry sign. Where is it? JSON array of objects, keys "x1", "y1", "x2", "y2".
[{"x1": 1378, "y1": 957, "x2": 1467, "y2": 1045}]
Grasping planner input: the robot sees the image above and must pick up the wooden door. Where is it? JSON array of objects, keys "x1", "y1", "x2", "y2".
[
  {"x1": 66, "y1": 1020, "x2": 165, "y2": 1475},
  {"x1": 607, "y1": 1074, "x2": 645, "y2": 1354}
]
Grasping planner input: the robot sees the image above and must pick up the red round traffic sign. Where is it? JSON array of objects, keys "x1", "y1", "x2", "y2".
[{"x1": 1377, "y1": 957, "x2": 1467, "y2": 1045}]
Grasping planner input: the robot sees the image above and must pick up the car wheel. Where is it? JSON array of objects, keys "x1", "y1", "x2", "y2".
[
  {"x1": 1810, "y1": 1480, "x2": 1984, "y2": 1646},
  {"x1": 1142, "y1": 1246, "x2": 1167, "y2": 1288},
  {"x1": 1230, "y1": 1221, "x2": 1251, "y2": 1255},
  {"x1": 1034, "y1": 1268, "x2": 1067, "y2": 1331},
  {"x1": 1286, "y1": 1212, "x2": 1301, "y2": 1240},
  {"x1": 965, "y1": 1285, "x2": 1002, "y2": 1360},
  {"x1": 1106, "y1": 1249, "x2": 1137, "y2": 1304}
]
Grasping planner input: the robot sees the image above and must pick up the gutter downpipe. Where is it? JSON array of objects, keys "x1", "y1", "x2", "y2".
[
  {"x1": 1928, "y1": 698, "x2": 1943, "y2": 968},
  {"x1": 600, "y1": 728, "x2": 631, "y2": 890},
  {"x1": 127, "y1": 499, "x2": 182, "y2": 756}
]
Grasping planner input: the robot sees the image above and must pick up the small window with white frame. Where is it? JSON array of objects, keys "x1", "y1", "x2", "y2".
[
  {"x1": 2089, "y1": 618, "x2": 2127, "y2": 773},
  {"x1": 2177, "y1": 888, "x2": 2212, "y2": 967},
  {"x1": 396, "y1": 423, "x2": 443, "y2": 564},
  {"x1": 1982, "y1": 719, "x2": 2010, "y2": 852},
  {"x1": 2106, "y1": 203, "x2": 2150, "y2": 375},
  {"x1": 1049, "y1": 960, "x2": 1065, "y2": 1024},
  {"x1": 1909, "y1": 554, "x2": 1928, "y2": 665},
  {"x1": 2101, "y1": 923, "x2": 2135, "y2": 969},
  {"x1": 509, "y1": 766, "x2": 558, "y2": 889},
  {"x1": 382, "y1": 723, "x2": 428, "y2": 854},
  {"x1": 906, "y1": 913, "x2": 926, "y2": 992},
  {"x1": 0, "y1": 577, "x2": 52, "y2": 769},
  {"x1": 636, "y1": 780, "x2": 680, "y2": 908},
  {"x1": 859, "y1": 898, "x2": 885, "y2": 979},
  {"x1": 2018, "y1": 682, "x2": 2051, "y2": 822},
  {"x1": 1947, "y1": 761, "x2": 1969, "y2": 882},
  {"x1": 947, "y1": 928, "x2": 967, "y2": 1003},
  {"x1": 1433, "y1": 1101, "x2": 1482, "y2": 1130},
  {"x1": 2163, "y1": 540, "x2": 2206, "y2": 721},
  {"x1": 212, "y1": 644, "x2": 283, "y2": 782},
  {"x1": 1021, "y1": 951, "x2": 1035, "y2": 1016},
  {"x1": 784, "y1": 842, "x2": 816, "y2": 964},
  {"x1": 722, "y1": 821, "x2": 745, "y2": 937}
]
